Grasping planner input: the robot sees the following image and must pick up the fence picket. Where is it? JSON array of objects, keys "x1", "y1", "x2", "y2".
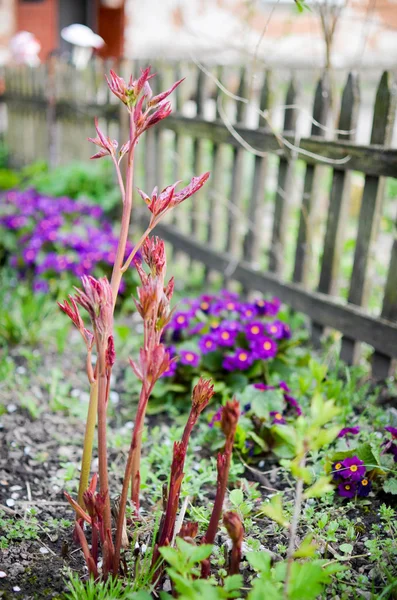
[
  {"x1": 190, "y1": 65, "x2": 206, "y2": 251},
  {"x1": 293, "y1": 75, "x2": 331, "y2": 285},
  {"x1": 269, "y1": 77, "x2": 298, "y2": 275},
  {"x1": 224, "y1": 67, "x2": 248, "y2": 283},
  {"x1": 312, "y1": 72, "x2": 360, "y2": 346},
  {"x1": 341, "y1": 72, "x2": 396, "y2": 367},
  {"x1": 204, "y1": 65, "x2": 224, "y2": 283},
  {"x1": 243, "y1": 71, "x2": 272, "y2": 271}
]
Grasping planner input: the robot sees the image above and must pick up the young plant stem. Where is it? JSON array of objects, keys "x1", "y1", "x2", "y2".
[
  {"x1": 113, "y1": 384, "x2": 150, "y2": 574},
  {"x1": 96, "y1": 347, "x2": 112, "y2": 542},
  {"x1": 110, "y1": 113, "x2": 135, "y2": 307},
  {"x1": 77, "y1": 379, "x2": 98, "y2": 508},
  {"x1": 284, "y1": 448, "x2": 307, "y2": 596}
]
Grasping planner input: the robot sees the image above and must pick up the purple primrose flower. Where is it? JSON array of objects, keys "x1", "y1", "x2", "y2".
[
  {"x1": 198, "y1": 334, "x2": 217, "y2": 354},
  {"x1": 338, "y1": 482, "x2": 357, "y2": 498},
  {"x1": 179, "y1": 350, "x2": 200, "y2": 367},
  {"x1": 339, "y1": 456, "x2": 366, "y2": 481},
  {"x1": 337, "y1": 426, "x2": 360, "y2": 439}
]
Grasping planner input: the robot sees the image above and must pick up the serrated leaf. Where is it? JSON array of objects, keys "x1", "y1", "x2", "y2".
[
  {"x1": 246, "y1": 551, "x2": 271, "y2": 574},
  {"x1": 303, "y1": 476, "x2": 334, "y2": 499},
  {"x1": 224, "y1": 574, "x2": 243, "y2": 592},
  {"x1": 260, "y1": 495, "x2": 289, "y2": 528},
  {"x1": 250, "y1": 578, "x2": 283, "y2": 600},
  {"x1": 383, "y1": 477, "x2": 397, "y2": 495}
]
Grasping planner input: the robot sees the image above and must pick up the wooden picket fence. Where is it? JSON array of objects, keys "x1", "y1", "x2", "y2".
[{"x1": 1, "y1": 58, "x2": 397, "y2": 379}]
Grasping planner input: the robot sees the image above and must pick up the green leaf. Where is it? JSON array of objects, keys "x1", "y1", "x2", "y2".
[
  {"x1": 229, "y1": 488, "x2": 244, "y2": 506},
  {"x1": 246, "y1": 551, "x2": 271, "y2": 574},
  {"x1": 246, "y1": 430, "x2": 269, "y2": 452},
  {"x1": 175, "y1": 538, "x2": 213, "y2": 563},
  {"x1": 293, "y1": 534, "x2": 317, "y2": 558},
  {"x1": 310, "y1": 394, "x2": 340, "y2": 427},
  {"x1": 250, "y1": 388, "x2": 284, "y2": 419},
  {"x1": 249, "y1": 578, "x2": 283, "y2": 600},
  {"x1": 304, "y1": 476, "x2": 334, "y2": 499},
  {"x1": 226, "y1": 373, "x2": 249, "y2": 392},
  {"x1": 224, "y1": 574, "x2": 243, "y2": 592},
  {"x1": 309, "y1": 426, "x2": 340, "y2": 451},
  {"x1": 383, "y1": 477, "x2": 397, "y2": 495},
  {"x1": 356, "y1": 442, "x2": 382, "y2": 469},
  {"x1": 339, "y1": 543, "x2": 354, "y2": 555},
  {"x1": 259, "y1": 495, "x2": 289, "y2": 528},
  {"x1": 288, "y1": 561, "x2": 331, "y2": 599},
  {"x1": 201, "y1": 351, "x2": 224, "y2": 371}
]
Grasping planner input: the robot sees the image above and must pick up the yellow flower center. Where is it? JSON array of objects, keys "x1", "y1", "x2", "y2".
[
  {"x1": 226, "y1": 302, "x2": 235, "y2": 310},
  {"x1": 246, "y1": 310, "x2": 253, "y2": 317},
  {"x1": 275, "y1": 413, "x2": 282, "y2": 420},
  {"x1": 205, "y1": 341, "x2": 212, "y2": 348},
  {"x1": 263, "y1": 342, "x2": 272, "y2": 350},
  {"x1": 257, "y1": 300, "x2": 264, "y2": 306},
  {"x1": 221, "y1": 332, "x2": 230, "y2": 340},
  {"x1": 335, "y1": 463, "x2": 342, "y2": 470},
  {"x1": 361, "y1": 479, "x2": 368, "y2": 486},
  {"x1": 270, "y1": 326, "x2": 277, "y2": 333},
  {"x1": 211, "y1": 321, "x2": 219, "y2": 329},
  {"x1": 350, "y1": 465, "x2": 358, "y2": 472},
  {"x1": 251, "y1": 326, "x2": 260, "y2": 334},
  {"x1": 185, "y1": 353, "x2": 194, "y2": 361},
  {"x1": 201, "y1": 302, "x2": 209, "y2": 310},
  {"x1": 345, "y1": 485, "x2": 351, "y2": 490},
  {"x1": 238, "y1": 353, "x2": 248, "y2": 361},
  {"x1": 177, "y1": 316, "x2": 185, "y2": 324}
]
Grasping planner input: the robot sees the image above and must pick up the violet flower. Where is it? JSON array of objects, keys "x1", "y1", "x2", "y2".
[
  {"x1": 338, "y1": 482, "x2": 356, "y2": 498},
  {"x1": 339, "y1": 456, "x2": 366, "y2": 481},
  {"x1": 337, "y1": 426, "x2": 360, "y2": 439},
  {"x1": 179, "y1": 350, "x2": 200, "y2": 367}
]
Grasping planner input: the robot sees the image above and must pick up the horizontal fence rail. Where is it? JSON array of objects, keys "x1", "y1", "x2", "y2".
[{"x1": 0, "y1": 58, "x2": 397, "y2": 379}]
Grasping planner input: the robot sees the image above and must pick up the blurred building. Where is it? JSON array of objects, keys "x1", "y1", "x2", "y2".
[{"x1": 0, "y1": 0, "x2": 397, "y2": 68}]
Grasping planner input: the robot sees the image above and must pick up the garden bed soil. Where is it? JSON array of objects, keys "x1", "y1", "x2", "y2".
[{"x1": 0, "y1": 346, "x2": 396, "y2": 599}]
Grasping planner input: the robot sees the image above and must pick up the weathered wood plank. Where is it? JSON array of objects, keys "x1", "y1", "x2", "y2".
[
  {"x1": 140, "y1": 218, "x2": 397, "y2": 358},
  {"x1": 341, "y1": 72, "x2": 397, "y2": 367},
  {"x1": 225, "y1": 67, "x2": 248, "y2": 267},
  {"x1": 293, "y1": 75, "x2": 331, "y2": 285},
  {"x1": 243, "y1": 71, "x2": 272, "y2": 268},
  {"x1": 269, "y1": 77, "x2": 298, "y2": 275},
  {"x1": 204, "y1": 65, "x2": 224, "y2": 283},
  {"x1": 4, "y1": 91, "x2": 397, "y2": 178},
  {"x1": 191, "y1": 65, "x2": 206, "y2": 245},
  {"x1": 313, "y1": 73, "x2": 360, "y2": 346}
]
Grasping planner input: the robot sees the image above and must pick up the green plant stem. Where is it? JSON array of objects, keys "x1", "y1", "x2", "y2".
[
  {"x1": 77, "y1": 379, "x2": 98, "y2": 508},
  {"x1": 284, "y1": 450, "x2": 307, "y2": 597},
  {"x1": 97, "y1": 349, "x2": 112, "y2": 541}
]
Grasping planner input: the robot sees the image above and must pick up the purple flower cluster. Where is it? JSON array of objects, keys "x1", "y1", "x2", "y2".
[
  {"x1": 332, "y1": 455, "x2": 371, "y2": 498},
  {"x1": 0, "y1": 188, "x2": 137, "y2": 292},
  {"x1": 162, "y1": 291, "x2": 292, "y2": 378}
]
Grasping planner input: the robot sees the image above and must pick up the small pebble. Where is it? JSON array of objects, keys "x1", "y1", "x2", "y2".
[
  {"x1": 125, "y1": 421, "x2": 134, "y2": 430},
  {"x1": 16, "y1": 366, "x2": 26, "y2": 375},
  {"x1": 11, "y1": 493, "x2": 19, "y2": 500},
  {"x1": 13, "y1": 587, "x2": 21, "y2": 592},
  {"x1": 7, "y1": 404, "x2": 17, "y2": 414},
  {"x1": 10, "y1": 485, "x2": 22, "y2": 492},
  {"x1": 6, "y1": 499, "x2": 15, "y2": 507},
  {"x1": 71, "y1": 389, "x2": 81, "y2": 398},
  {"x1": 258, "y1": 460, "x2": 265, "y2": 468},
  {"x1": 39, "y1": 547, "x2": 49, "y2": 555},
  {"x1": 0, "y1": 572, "x2": 6, "y2": 578},
  {"x1": 24, "y1": 446, "x2": 31, "y2": 455}
]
